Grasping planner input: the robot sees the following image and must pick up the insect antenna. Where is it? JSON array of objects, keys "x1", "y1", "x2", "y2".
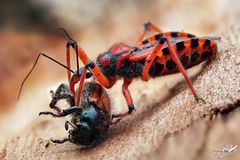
[
  {"x1": 18, "y1": 53, "x2": 74, "y2": 101},
  {"x1": 65, "y1": 121, "x2": 76, "y2": 130},
  {"x1": 58, "y1": 27, "x2": 73, "y2": 41}
]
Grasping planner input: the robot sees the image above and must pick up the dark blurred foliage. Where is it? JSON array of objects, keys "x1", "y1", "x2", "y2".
[{"x1": 0, "y1": 0, "x2": 57, "y2": 32}]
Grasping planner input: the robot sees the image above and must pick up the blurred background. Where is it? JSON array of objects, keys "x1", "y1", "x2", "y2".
[{"x1": 0, "y1": 0, "x2": 239, "y2": 159}]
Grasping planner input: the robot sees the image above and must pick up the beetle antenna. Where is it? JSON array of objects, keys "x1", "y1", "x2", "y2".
[
  {"x1": 18, "y1": 53, "x2": 74, "y2": 101},
  {"x1": 65, "y1": 121, "x2": 76, "y2": 130}
]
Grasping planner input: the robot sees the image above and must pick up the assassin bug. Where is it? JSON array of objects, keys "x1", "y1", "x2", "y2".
[
  {"x1": 54, "y1": 22, "x2": 218, "y2": 118},
  {"x1": 18, "y1": 22, "x2": 219, "y2": 145}
]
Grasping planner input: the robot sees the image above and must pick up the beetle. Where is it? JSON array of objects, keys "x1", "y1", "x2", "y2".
[
  {"x1": 39, "y1": 82, "x2": 113, "y2": 146},
  {"x1": 60, "y1": 22, "x2": 219, "y2": 117}
]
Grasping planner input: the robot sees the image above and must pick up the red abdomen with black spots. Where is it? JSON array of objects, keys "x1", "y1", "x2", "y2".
[
  {"x1": 148, "y1": 37, "x2": 217, "y2": 77},
  {"x1": 96, "y1": 37, "x2": 217, "y2": 79}
]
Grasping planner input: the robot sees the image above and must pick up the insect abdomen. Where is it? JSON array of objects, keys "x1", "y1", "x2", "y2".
[{"x1": 149, "y1": 38, "x2": 217, "y2": 77}]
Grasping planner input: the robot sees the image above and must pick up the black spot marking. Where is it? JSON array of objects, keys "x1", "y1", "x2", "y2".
[
  {"x1": 201, "y1": 51, "x2": 211, "y2": 60},
  {"x1": 159, "y1": 38, "x2": 166, "y2": 44},
  {"x1": 162, "y1": 47, "x2": 170, "y2": 55},
  {"x1": 142, "y1": 39, "x2": 149, "y2": 45},
  {"x1": 171, "y1": 32, "x2": 178, "y2": 37},
  {"x1": 166, "y1": 60, "x2": 176, "y2": 71},
  {"x1": 133, "y1": 47, "x2": 138, "y2": 52},
  {"x1": 149, "y1": 62, "x2": 164, "y2": 76},
  {"x1": 180, "y1": 55, "x2": 189, "y2": 68},
  {"x1": 176, "y1": 41, "x2": 185, "y2": 51},
  {"x1": 203, "y1": 39, "x2": 211, "y2": 48},
  {"x1": 117, "y1": 59, "x2": 145, "y2": 77},
  {"x1": 190, "y1": 51, "x2": 200, "y2": 64},
  {"x1": 154, "y1": 34, "x2": 162, "y2": 40},
  {"x1": 191, "y1": 38, "x2": 199, "y2": 48},
  {"x1": 187, "y1": 33, "x2": 195, "y2": 38}
]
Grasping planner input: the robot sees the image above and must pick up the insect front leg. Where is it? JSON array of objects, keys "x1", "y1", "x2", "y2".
[
  {"x1": 61, "y1": 29, "x2": 114, "y2": 101},
  {"x1": 61, "y1": 28, "x2": 112, "y2": 80}
]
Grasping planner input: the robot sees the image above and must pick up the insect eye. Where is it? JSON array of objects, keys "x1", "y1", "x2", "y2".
[{"x1": 72, "y1": 67, "x2": 93, "y2": 79}]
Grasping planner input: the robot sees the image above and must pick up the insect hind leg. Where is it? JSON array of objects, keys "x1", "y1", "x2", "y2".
[
  {"x1": 164, "y1": 38, "x2": 205, "y2": 102},
  {"x1": 141, "y1": 37, "x2": 205, "y2": 102},
  {"x1": 136, "y1": 21, "x2": 162, "y2": 46}
]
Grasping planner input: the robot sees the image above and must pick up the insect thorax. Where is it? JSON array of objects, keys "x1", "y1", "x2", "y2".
[{"x1": 96, "y1": 51, "x2": 145, "y2": 78}]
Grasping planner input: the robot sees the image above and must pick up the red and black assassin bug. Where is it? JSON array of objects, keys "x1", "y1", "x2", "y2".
[
  {"x1": 21, "y1": 22, "x2": 219, "y2": 117},
  {"x1": 56, "y1": 22, "x2": 218, "y2": 118},
  {"x1": 18, "y1": 22, "x2": 219, "y2": 146},
  {"x1": 19, "y1": 21, "x2": 219, "y2": 119}
]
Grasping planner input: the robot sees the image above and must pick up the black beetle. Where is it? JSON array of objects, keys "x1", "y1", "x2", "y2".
[{"x1": 39, "y1": 82, "x2": 113, "y2": 146}]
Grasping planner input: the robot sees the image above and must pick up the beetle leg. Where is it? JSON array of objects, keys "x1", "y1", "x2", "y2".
[
  {"x1": 39, "y1": 106, "x2": 82, "y2": 118},
  {"x1": 49, "y1": 83, "x2": 75, "y2": 112},
  {"x1": 50, "y1": 94, "x2": 75, "y2": 112},
  {"x1": 50, "y1": 83, "x2": 71, "y2": 97},
  {"x1": 50, "y1": 138, "x2": 69, "y2": 144}
]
